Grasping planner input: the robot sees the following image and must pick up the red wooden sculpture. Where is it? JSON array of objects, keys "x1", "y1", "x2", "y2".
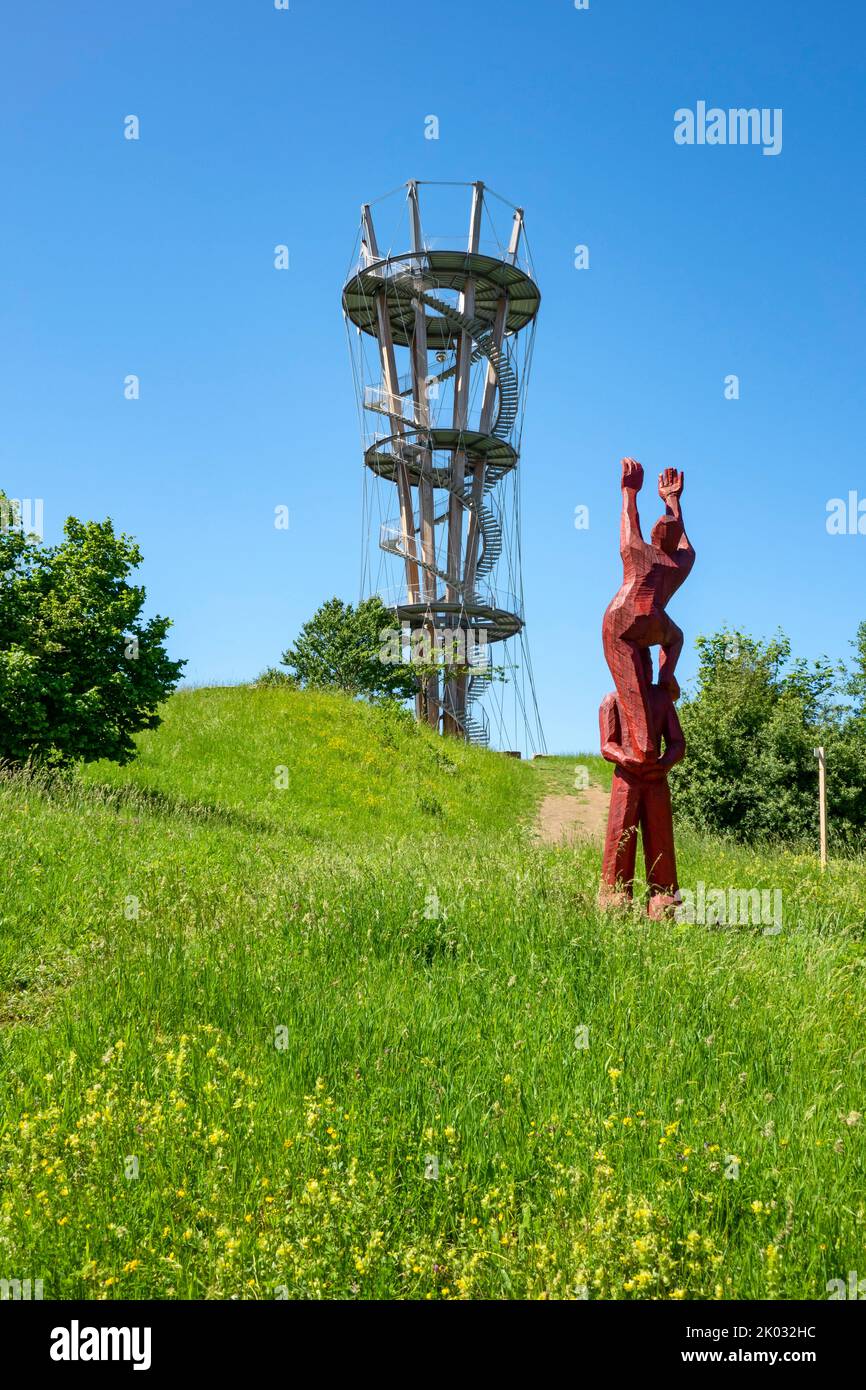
[{"x1": 599, "y1": 459, "x2": 695, "y2": 916}]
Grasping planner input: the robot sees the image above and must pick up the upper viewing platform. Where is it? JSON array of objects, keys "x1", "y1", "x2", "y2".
[{"x1": 343, "y1": 248, "x2": 541, "y2": 348}]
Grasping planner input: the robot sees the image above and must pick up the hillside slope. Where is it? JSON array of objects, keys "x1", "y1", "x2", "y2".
[{"x1": 1, "y1": 687, "x2": 865, "y2": 1300}]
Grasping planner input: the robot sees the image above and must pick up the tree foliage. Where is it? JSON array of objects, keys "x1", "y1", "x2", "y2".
[
  {"x1": 281, "y1": 596, "x2": 417, "y2": 701},
  {"x1": 0, "y1": 500, "x2": 185, "y2": 767},
  {"x1": 671, "y1": 625, "x2": 866, "y2": 848}
]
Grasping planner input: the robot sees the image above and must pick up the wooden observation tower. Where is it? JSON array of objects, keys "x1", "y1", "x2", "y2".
[{"x1": 343, "y1": 180, "x2": 544, "y2": 752}]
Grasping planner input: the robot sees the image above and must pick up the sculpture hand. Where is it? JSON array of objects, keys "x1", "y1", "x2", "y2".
[
  {"x1": 658, "y1": 467, "x2": 684, "y2": 503},
  {"x1": 621, "y1": 457, "x2": 644, "y2": 491},
  {"x1": 621, "y1": 754, "x2": 657, "y2": 776}
]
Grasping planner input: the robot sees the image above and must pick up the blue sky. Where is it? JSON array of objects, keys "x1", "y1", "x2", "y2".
[{"x1": 2, "y1": 0, "x2": 864, "y2": 754}]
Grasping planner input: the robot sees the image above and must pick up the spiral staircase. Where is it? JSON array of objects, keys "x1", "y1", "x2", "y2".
[{"x1": 343, "y1": 182, "x2": 541, "y2": 745}]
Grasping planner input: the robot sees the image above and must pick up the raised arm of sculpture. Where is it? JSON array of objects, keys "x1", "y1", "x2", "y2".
[
  {"x1": 619, "y1": 456, "x2": 648, "y2": 564},
  {"x1": 656, "y1": 466, "x2": 694, "y2": 574},
  {"x1": 654, "y1": 467, "x2": 694, "y2": 697}
]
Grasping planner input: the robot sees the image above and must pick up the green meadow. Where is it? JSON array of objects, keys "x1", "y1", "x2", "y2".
[{"x1": 1, "y1": 686, "x2": 864, "y2": 1299}]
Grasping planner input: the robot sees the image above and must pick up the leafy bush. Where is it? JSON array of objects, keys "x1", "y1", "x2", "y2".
[
  {"x1": 0, "y1": 498, "x2": 184, "y2": 767},
  {"x1": 254, "y1": 667, "x2": 297, "y2": 688},
  {"x1": 281, "y1": 596, "x2": 417, "y2": 702},
  {"x1": 671, "y1": 625, "x2": 866, "y2": 849}
]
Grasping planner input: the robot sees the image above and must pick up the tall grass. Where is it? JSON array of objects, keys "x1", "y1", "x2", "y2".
[{"x1": 0, "y1": 687, "x2": 864, "y2": 1299}]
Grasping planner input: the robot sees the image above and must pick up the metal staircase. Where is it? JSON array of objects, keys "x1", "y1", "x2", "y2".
[
  {"x1": 384, "y1": 470, "x2": 501, "y2": 598},
  {"x1": 387, "y1": 276, "x2": 520, "y2": 441},
  {"x1": 465, "y1": 665, "x2": 493, "y2": 746}
]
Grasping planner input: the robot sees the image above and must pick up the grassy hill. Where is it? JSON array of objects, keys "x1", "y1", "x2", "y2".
[{"x1": 1, "y1": 686, "x2": 864, "y2": 1299}]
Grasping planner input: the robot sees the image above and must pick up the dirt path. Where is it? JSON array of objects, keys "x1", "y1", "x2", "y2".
[{"x1": 534, "y1": 783, "x2": 610, "y2": 846}]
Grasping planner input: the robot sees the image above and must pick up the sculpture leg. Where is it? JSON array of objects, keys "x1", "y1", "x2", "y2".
[
  {"x1": 599, "y1": 768, "x2": 642, "y2": 907},
  {"x1": 639, "y1": 777, "x2": 680, "y2": 918},
  {"x1": 602, "y1": 631, "x2": 656, "y2": 761},
  {"x1": 657, "y1": 619, "x2": 683, "y2": 696}
]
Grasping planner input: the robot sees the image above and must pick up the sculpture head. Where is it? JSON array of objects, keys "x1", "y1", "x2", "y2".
[{"x1": 651, "y1": 514, "x2": 683, "y2": 555}]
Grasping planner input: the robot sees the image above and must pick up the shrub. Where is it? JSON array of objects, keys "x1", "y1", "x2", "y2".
[
  {"x1": 254, "y1": 667, "x2": 297, "y2": 689},
  {"x1": 0, "y1": 498, "x2": 184, "y2": 767},
  {"x1": 671, "y1": 625, "x2": 866, "y2": 849},
  {"x1": 281, "y1": 596, "x2": 417, "y2": 702}
]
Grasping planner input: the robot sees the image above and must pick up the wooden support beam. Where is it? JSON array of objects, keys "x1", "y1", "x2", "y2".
[
  {"x1": 444, "y1": 182, "x2": 484, "y2": 735},
  {"x1": 407, "y1": 181, "x2": 440, "y2": 727},
  {"x1": 445, "y1": 182, "x2": 483, "y2": 599},
  {"x1": 407, "y1": 183, "x2": 436, "y2": 600},
  {"x1": 361, "y1": 203, "x2": 420, "y2": 605}
]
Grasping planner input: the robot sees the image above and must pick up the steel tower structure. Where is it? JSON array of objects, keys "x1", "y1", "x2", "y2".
[{"x1": 343, "y1": 180, "x2": 545, "y2": 752}]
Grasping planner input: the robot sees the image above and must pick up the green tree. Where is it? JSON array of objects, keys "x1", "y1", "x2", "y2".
[
  {"x1": 844, "y1": 620, "x2": 866, "y2": 715},
  {"x1": 0, "y1": 500, "x2": 185, "y2": 767},
  {"x1": 281, "y1": 596, "x2": 417, "y2": 701},
  {"x1": 671, "y1": 626, "x2": 866, "y2": 848}
]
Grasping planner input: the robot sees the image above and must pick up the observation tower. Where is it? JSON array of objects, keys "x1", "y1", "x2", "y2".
[{"x1": 343, "y1": 180, "x2": 544, "y2": 752}]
